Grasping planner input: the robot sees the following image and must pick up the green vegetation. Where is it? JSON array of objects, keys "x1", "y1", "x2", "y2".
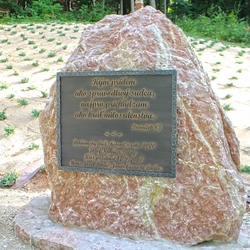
[
  {"x1": 225, "y1": 94, "x2": 232, "y2": 99},
  {"x1": 6, "y1": 64, "x2": 12, "y2": 69},
  {"x1": 240, "y1": 165, "x2": 250, "y2": 173},
  {"x1": 7, "y1": 93, "x2": 15, "y2": 99},
  {"x1": 230, "y1": 76, "x2": 238, "y2": 80},
  {"x1": 17, "y1": 98, "x2": 29, "y2": 106},
  {"x1": 57, "y1": 57, "x2": 63, "y2": 62},
  {"x1": 0, "y1": 58, "x2": 8, "y2": 63},
  {"x1": 47, "y1": 37, "x2": 55, "y2": 42},
  {"x1": 32, "y1": 60, "x2": 39, "y2": 66},
  {"x1": 18, "y1": 52, "x2": 26, "y2": 57},
  {"x1": 39, "y1": 48, "x2": 46, "y2": 53},
  {"x1": 4, "y1": 125, "x2": 15, "y2": 136},
  {"x1": 0, "y1": 83, "x2": 8, "y2": 90},
  {"x1": 27, "y1": 85, "x2": 36, "y2": 90},
  {"x1": 48, "y1": 52, "x2": 56, "y2": 58},
  {"x1": 0, "y1": 108, "x2": 7, "y2": 120},
  {"x1": 31, "y1": 109, "x2": 42, "y2": 118},
  {"x1": 0, "y1": 171, "x2": 19, "y2": 186},
  {"x1": 41, "y1": 91, "x2": 48, "y2": 98},
  {"x1": 223, "y1": 104, "x2": 233, "y2": 111},
  {"x1": 227, "y1": 83, "x2": 234, "y2": 87},
  {"x1": 28, "y1": 142, "x2": 39, "y2": 150},
  {"x1": 21, "y1": 77, "x2": 29, "y2": 83}
]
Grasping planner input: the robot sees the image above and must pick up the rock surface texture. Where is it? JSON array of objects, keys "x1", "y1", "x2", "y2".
[{"x1": 39, "y1": 6, "x2": 246, "y2": 246}]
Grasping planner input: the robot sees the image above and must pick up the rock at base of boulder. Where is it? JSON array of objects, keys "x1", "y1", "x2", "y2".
[{"x1": 14, "y1": 195, "x2": 247, "y2": 250}]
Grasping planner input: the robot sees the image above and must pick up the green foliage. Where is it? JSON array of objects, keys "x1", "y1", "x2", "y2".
[
  {"x1": 32, "y1": 60, "x2": 39, "y2": 66},
  {"x1": 26, "y1": 0, "x2": 63, "y2": 20},
  {"x1": 75, "y1": 4, "x2": 114, "y2": 22},
  {"x1": 28, "y1": 142, "x2": 39, "y2": 150},
  {"x1": 31, "y1": 109, "x2": 42, "y2": 118},
  {"x1": 7, "y1": 93, "x2": 15, "y2": 99},
  {"x1": 223, "y1": 104, "x2": 233, "y2": 111},
  {"x1": 21, "y1": 77, "x2": 29, "y2": 83},
  {"x1": 4, "y1": 125, "x2": 15, "y2": 136},
  {"x1": 0, "y1": 171, "x2": 19, "y2": 186},
  {"x1": 27, "y1": 85, "x2": 36, "y2": 90},
  {"x1": 0, "y1": 58, "x2": 8, "y2": 63},
  {"x1": 39, "y1": 48, "x2": 46, "y2": 53},
  {"x1": 0, "y1": 83, "x2": 8, "y2": 90},
  {"x1": 6, "y1": 64, "x2": 12, "y2": 69},
  {"x1": 41, "y1": 91, "x2": 48, "y2": 98},
  {"x1": 0, "y1": 108, "x2": 7, "y2": 121},
  {"x1": 240, "y1": 165, "x2": 250, "y2": 173},
  {"x1": 225, "y1": 94, "x2": 232, "y2": 99},
  {"x1": 17, "y1": 98, "x2": 29, "y2": 106},
  {"x1": 176, "y1": 7, "x2": 250, "y2": 46},
  {"x1": 48, "y1": 52, "x2": 56, "y2": 58}
]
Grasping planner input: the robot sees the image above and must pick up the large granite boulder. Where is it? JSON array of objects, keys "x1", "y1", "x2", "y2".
[{"x1": 39, "y1": 6, "x2": 246, "y2": 246}]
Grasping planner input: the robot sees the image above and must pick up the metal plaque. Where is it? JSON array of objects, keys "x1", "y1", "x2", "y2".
[{"x1": 57, "y1": 70, "x2": 177, "y2": 177}]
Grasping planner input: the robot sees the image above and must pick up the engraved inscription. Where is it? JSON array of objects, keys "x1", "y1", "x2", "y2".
[{"x1": 57, "y1": 71, "x2": 177, "y2": 177}]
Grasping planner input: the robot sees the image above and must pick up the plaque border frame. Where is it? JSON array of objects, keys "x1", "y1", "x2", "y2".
[{"x1": 56, "y1": 70, "x2": 177, "y2": 178}]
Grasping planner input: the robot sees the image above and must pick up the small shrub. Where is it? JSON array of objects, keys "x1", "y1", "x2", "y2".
[
  {"x1": 17, "y1": 98, "x2": 29, "y2": 106},
  {"x1": 19, "y1": 52, "x2": 26, "y2": 57},
  {"x1": 32, "y1": 61, "x2": 39, "y2": 67},
  {"x1": 230, "y1": 76, "x2": 238, "y2": 80},
  {"x1": 42, "y1": 67, "x2": 50, "y2": 72},
  {"x1": 28, "y1": 143, "x2": 39, "y2": 150},
  {"x1": 48, "y1": 52, "x2": 56, "y2": 58},
  {"x1": 211, "y1": 76, "x2": 217, "y2": 80},
  {"x1": 4, "y1": 125, "x2": 15, "y2": 136},
  {"x1": 0, "y1": 58, "x2": 8, "y2": 63},
  {"x1": 223, "y1": 104, "x2": 233, "y2": 111},
  {"x1": 237, "y1": 69, "x2": 242, "y2": 73},
  {"x1": 0, "y1": 83, "x2": 8, "y2": 90},
  {"x1": 225, "y1": 94, "x2": 232, "y2": 99},
  {"x1": 62, "y1": 45, "x2": 67, "y2": 50},
  {"x1": 28, "y1": 40, "x2": 35, "y2": 45},
  {"x1": 47, "y1": 38, "x2": 55, "y2": 42},
  {"x1": 0, "y1": 109, "x2": 7, "y2": 120},
  {"x1": 7, "y1": 94, "x2": 15, "y2": 99},
  {"x1": 56, "y1": 41, "x2": 62, "y2": 45},
  {"x1": 41, "y1": 91, "x2": 48, "y2": 98},
  {"x1": 57, "y1": 57, "x2": 63, "y2": 62},
  {"x1": 16, "y1": 47, "x2": 22, "y2": 51},
  {"x1": 212, "y1": 68, "x2": 220, "y2": 72},
  {"x1": 238, "y1": 50, "x2": 245, "y2": 56},
  {"x1": 27, "y1": 85, "x2": 37, "y2": 90},
  {"x1": 240, "y1": 165, "x2": 250, "y2": 173},
  {"x1": 24, "y1": 58, "x2": 32, "y2": 61},
  {"x1": 1, "y1": 39, "x2": 8, "y2": 43},
  {"x1": 21, "y1": 77, "x2": 29, "y2": 83},
  {"x1": 6, "y1": 64, "x2": 13, "y2": 69},
  {"x1": 39, "y1": 48, "x2": 46, "y2": 53},
  {"x1": 0, "y1": 171, "x2": 19, "y2": 186},
  {"x1": 227, "y1": 83, "x2": 234, "y2": 87},
  {"x1": 13, "y1": 70, "x2": 19, "y2": 76},
  {"x1": 31, "y1": 109, "x2": 42, "y2": 118}
]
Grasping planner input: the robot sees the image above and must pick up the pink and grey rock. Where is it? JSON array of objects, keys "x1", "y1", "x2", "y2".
[{"x1": 39, "y1": 6, "x2": 246, "y2": 246}]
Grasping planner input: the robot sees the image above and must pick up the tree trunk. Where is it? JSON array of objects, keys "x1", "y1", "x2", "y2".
[
  {"x1": 131, "y1": 0, "x2": 134, "y2": 12},
  {"x1": 120, "y1": 0, "x2": 123, "y2": 14},
  {"x1": 150, "y1": 0, "x2": 156, "y2": 8}
]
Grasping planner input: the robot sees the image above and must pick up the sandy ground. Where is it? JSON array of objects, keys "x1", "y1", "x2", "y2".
[{"x1": 0, "y1": 22, "x2": 250, "y2": 248}]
